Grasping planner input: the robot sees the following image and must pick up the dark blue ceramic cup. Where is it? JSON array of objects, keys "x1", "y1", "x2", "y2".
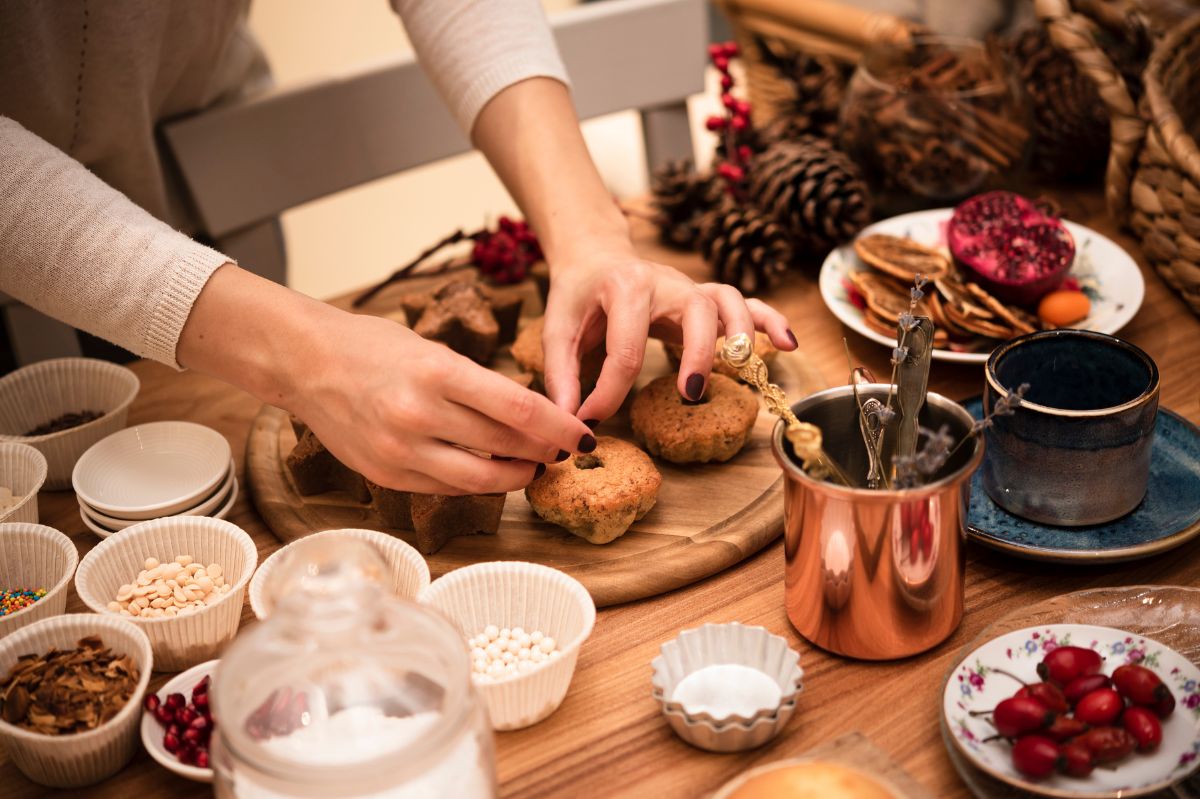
[{"x1": 983, "y1": 330, "x2": 1160, "y2": 526}]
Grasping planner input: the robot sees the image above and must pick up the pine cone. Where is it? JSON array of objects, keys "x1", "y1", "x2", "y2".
[
  {"x1": 698, "y1": 198, "x2": 793, "y2": 294},
  {"x1": 650, "y1": 159, "x2": 721, "y2": 250},
  {"x1": 1003, "y1": 28, "x2": 1109, "y2": 179},
  {"x1": 750, "y1": 34, "x2": 848, "y2": 140},
  {"x1": 748, "y1": 137, "x2": 871, "y2": 255}
]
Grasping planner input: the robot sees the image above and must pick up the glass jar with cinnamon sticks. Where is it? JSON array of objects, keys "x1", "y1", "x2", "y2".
[{"x1": 839, "y1": 34, "x2": 1030, "y2": 209}]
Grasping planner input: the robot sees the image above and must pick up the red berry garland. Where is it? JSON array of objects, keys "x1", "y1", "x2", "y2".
[
  {"x1": 355, "y1": 215, "x2": 543, "y2": 307},
  {"x1": 704, "y1": 41, "x2": 755, "y2": 198}
]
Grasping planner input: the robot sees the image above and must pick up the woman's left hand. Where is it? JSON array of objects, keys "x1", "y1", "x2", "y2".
[{"x1": 541, "y1": 240, "x2": 797, "y2": 422}]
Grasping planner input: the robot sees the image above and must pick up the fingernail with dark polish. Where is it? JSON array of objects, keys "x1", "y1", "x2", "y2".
[
  {"x1": 685, "y1": 372, "x2": 705, "y2": 402},
  {"x1": 786, "y1": 329, "x2": 798, "y2": 349},
  {"x1": 494, "y1": 455, "x2": 515, "y2": 461},
  {"x1": 579, "y1": 434, "x2": 597, "y2": 453},
  {"x1": 584, "y1": 419, "x2": 600, "y2": 429},
  {"x1": 555, "y1": 449, "x2": 569, "y2": 462},
  {"x1": 534, "y1": 463, "x2": 546, "y2": 479}
]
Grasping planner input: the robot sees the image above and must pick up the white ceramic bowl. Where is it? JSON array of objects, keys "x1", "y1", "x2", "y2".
[
  {"x1": 0, "y1": 523, "x2": 78, "y2": 638},
  {"x1": 140, "y1": 658, "x2": 218, "y2": 783},
  {"x1": 0, "y1": 613, "x2": 153, "y2": 788},
  {"x1": 419, "y1": 561, "x2": 595, "y2": 731},
  {"x1": 0, "y1": 442, "x2": 47, "y2": 524},
  {"x1": 72, "y1": 421, "x2": 231, "y2": 518},
  {"x1": 74, "y1": 516, "x2": 257, "y2": 671},
  {"x1": 80, "y1": 460, "x2": 235, "y2": 529},
  {"x1": 79, "y1": 477, "x2": 240, "y2": 540},
  {"x1": 651, "y1": 622, "x2": 804, "y2": 753},
  {"x1": 0, "y1": 358, "x2": 139, "y2": 490},
  {"x1": 249, "y1": 528, "x2": 430, "y2": 620}
]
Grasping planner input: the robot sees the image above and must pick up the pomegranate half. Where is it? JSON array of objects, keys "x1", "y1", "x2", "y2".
[{"x1": 947, "y1": 191, "x2": 1075, "y2": 306}]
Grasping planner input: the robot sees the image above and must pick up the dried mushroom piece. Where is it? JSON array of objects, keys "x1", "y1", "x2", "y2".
[{"x1": 0, "y1": 637, "x2": 139, "y2": 736}]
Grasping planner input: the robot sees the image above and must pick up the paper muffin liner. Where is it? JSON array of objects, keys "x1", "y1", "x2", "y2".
[
  {"x1": 0, "y1": 523, "x2": 79, "y2": 638},
  {"x1": 0, "y1": 442, "x2": 47, "y2": 524},
  {"x1": 249, "y1": 528, "x2": 430, "y2": 620},
  {"x1": 651, "y1": 622, "x2": 804, "y2": 752},
  {"x1": 419, "y1": 561, "x2": 596, "y2": 731},
  {"x1": 0, "y1": 358, "x2": 139, "y2": 490},
  {"x1": 74, "y1": 516, "x2": 257, "y2": 672},
  {"x1": 0, "y1": 613, "x2": 152, "y2": 788}
]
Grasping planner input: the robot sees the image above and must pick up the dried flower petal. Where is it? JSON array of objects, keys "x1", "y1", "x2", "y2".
[
  {"x1": 898, "y1": 312, "x2": 919, "y2": 332},
  {"x1": 891, "y1": 346, "x2": 909, "y2": 365}
]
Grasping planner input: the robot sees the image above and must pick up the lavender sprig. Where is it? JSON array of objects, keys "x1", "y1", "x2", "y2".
[
  {"x1": 894, "y1": 425, "x2": 956, "y2": 489},
  {"x1": 971, "y1": 382, "x2": 1030, "y2": 433}
]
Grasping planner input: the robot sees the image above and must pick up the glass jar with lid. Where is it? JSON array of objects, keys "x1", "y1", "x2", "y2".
[{"x1": 211, "y1": 537, "x2": 494, "y2": 798}]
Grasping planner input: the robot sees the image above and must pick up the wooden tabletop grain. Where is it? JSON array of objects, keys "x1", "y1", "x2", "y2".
[{"x1": 3, "y1": 185, "x2": 1199, "y2": 799}]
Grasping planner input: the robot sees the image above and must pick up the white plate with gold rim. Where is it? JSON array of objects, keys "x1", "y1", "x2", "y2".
[{"x1": 819, "y1": 209, "x2": 1145, "y2": 364}]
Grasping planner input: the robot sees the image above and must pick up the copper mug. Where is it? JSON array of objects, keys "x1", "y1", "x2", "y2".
[{"x1": 772, "y1": 385, "x2": 984, "y2": 660}]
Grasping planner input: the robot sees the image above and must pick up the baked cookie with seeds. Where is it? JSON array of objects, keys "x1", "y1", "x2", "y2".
[
  {"x1": 525, "y1": 436, "x2": 661, "y2": 544},
  {"x1": 630, "y1": 374, "x2": 759, "y2": 464}
]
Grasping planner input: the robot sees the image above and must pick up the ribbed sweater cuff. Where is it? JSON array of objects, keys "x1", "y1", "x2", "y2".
[
  {"x1": 142, "y1": 242, "x2": 234, "y2": 370},
  {"x1": 457, "y1": 54, "x2": 570, "y2": 135}
]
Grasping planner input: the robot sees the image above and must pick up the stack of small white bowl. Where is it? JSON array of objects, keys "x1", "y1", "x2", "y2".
[{"x1": 71, "y1": 421, "x2": 236, "y2": 538}]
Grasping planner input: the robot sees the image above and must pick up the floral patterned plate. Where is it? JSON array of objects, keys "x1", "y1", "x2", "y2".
[
  {"x1": 819, "y1": 208, "x2": 1145, "y2": 364},
  {"x1": 943, "y1": 621, "x2": 1200, "y2": 798}
]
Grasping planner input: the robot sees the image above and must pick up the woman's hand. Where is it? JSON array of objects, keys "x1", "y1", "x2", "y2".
[
  {"x1": 179, "y1": 265, "x2": 595, "y2": 496},
  {"x1": 542, "y1": 240, "x2": 797, "y2": 421}
]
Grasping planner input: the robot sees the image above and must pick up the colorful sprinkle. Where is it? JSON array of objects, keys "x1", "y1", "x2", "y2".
[{"x1": 0, "y1": 588, "x2": 47, "y2": 616}]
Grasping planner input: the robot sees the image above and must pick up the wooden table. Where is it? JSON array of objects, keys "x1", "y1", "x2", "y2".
[{"x1": 4, "y1": 186, "x2": 1199, "y2": 798}]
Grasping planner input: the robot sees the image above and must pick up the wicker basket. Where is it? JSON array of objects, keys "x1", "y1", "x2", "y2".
[
  {"x1": 1036, "y1": 0, "x2": 1200, "y2": 315},
  {"x1": 713, "y1": 0, "x2": 914, "y2": 128}
]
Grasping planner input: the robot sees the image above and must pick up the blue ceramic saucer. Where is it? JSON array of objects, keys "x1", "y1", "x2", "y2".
[{"x1": 964, "y1": 398, "x2": 1200, "y2": 563}]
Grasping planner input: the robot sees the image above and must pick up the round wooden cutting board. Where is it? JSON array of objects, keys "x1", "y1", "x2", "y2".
[{"x1": 245, "y1": 328, "x2": 825, "y2": 607}]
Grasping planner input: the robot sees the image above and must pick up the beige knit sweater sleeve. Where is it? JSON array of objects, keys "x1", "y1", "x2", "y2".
[
  {"x1": 0, "y1": 116, "x2": 231, "y2": 368},
  {"x1": 392, "y1": 0, "x2": 568, "y2": 134}
]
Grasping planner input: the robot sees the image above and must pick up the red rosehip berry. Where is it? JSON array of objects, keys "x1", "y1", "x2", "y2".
[
  {"x1": 1014, "y1": 682, "x2": 1069, "y2": 713},
  {"x1": 1122, "y1": 706, "x2": 1163, "y2": 751},
  {"x1": 1112, "y1": 664, "x2": 1176, "y2": 718},
  {"x1": 1063, "y1": 673, "x2": 1112, "y2": 705},
  {"x1": 1037, "y1": 646, "x2": 1103, "y2": 686},
  {"x1": 1012, "y1": 735, "x2": 1059, "y2": 779},
  {"x1": 1074, "y1": 688, "x2": 1123, "y2": 726},
  {"x1": 992, "y1": 696, "x2": 1055, "y2": 738},
  {"x1": 1077, "y1": 726, "x2": 1136, "y2": 764},
  {"x1": 1059, "y1": 741, "x2": 1094, "y2": 778}
]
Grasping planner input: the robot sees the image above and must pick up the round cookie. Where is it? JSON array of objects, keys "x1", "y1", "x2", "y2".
[
  {"x1": 525, "y1": 436, "x2": 661, "y2": 544},
  {"x1": 630, "y1": 374, "x2": 759, "y2": 464},
  {"x1": 511, "y1": 316, "x2": 604, "y2": 393},
  {"x1": 664, "y1": 331, "x2": 778, "y2": 382}
]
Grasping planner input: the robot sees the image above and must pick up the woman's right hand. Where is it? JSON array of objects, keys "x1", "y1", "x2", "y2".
[
  {"x1": 178, "y1": 265, "x2": 595, "y2": 496},
  {"x1": 294, "y1": 314, "x2": 596, "y2": 495}
]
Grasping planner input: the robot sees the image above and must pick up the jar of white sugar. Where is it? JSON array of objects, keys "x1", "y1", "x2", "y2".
[{"x1": 211, "y1": 537, "x2": 494, "y2": 798}]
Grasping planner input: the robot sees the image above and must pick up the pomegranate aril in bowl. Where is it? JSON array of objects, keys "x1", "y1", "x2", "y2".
[
  {"x1": 948, "y1": 191, "x2": 1074, "y2": 306},
  {"x1": 140, "y1": 659, "x2": 218, "y2": 783}
]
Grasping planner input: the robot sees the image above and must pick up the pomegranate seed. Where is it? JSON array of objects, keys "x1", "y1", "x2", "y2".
[
  {"x1": 154, "y1": 705, "x2": 175, "y2": 726},
  {"x1": 192, "y1": 676, "x2": 210, "y2": 697},
  {"x1": 166, "y1": 692, "x2": 187, "y2": 710},
  {"x1": 177, "y1": 707, "x2": 197, "y2": 725},
  {"x1": 143, "y1": 694, "x2": 161, "y2": 713},
  {"x1": 183, "y1": 727, "x2": 203, "y2": 745},
  {"x1": 163, "y1": 733, "x2": 181, "y2": 753},
  {"x1": 195, "y1": 749, "x2": 210, "y2": 769},
  {"x1": 177, "y1": 745, "x2": 196, "y2": 766},
  {"x1": 193, "y1": 692, "x2": 210, "y2": 711}
]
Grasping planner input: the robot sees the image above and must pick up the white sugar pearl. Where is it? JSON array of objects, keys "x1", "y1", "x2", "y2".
[
  {"x1": 518, "y1": 648, "x2": 531, "y2": 660},
  {"x1": 531, "y1": 649, "x2": 545, "y2": 663},
  {"x1": 473, "y1": 660, "x2": 487, "y2": 673},
  {"x1": 506, "y1": 639, "x2": 521, "y2": 654},
  {"x1": 486, "y1": 643, "x2": 502, "y2": 659},
  {"x1": 539, "y1": 637, "x2": 556, "y2": 653},
  {"x1": 518, "y1": 660, "x2": 534, "y2": 674},
  {"x1": 484, "y1": 625, "x2": 499, "y2": 640},
  {"x1": 471, "y1": 647, "x2": 485, "y2": 659},
  {"x1": 502, "y1": 652, "x2": 515, "y2": 664},
  {"x1": 530, "y1": 631, "x2": 544, "y2": 644},
  {"x1": 516, "y1": 633, "x2": 531, "y2": 648},
  {"x1": 512, "y1": 627, "x2": 526, "y2": 638},
  {"x1": 500, "y1": 628, "x2": 511, "y2": 640},
  {"x1": 487, "y1": 662, "x2": 504, "y2": 677},
  {"x1": 550, "y1": 650, "x2": 561, "y2": 659}
]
